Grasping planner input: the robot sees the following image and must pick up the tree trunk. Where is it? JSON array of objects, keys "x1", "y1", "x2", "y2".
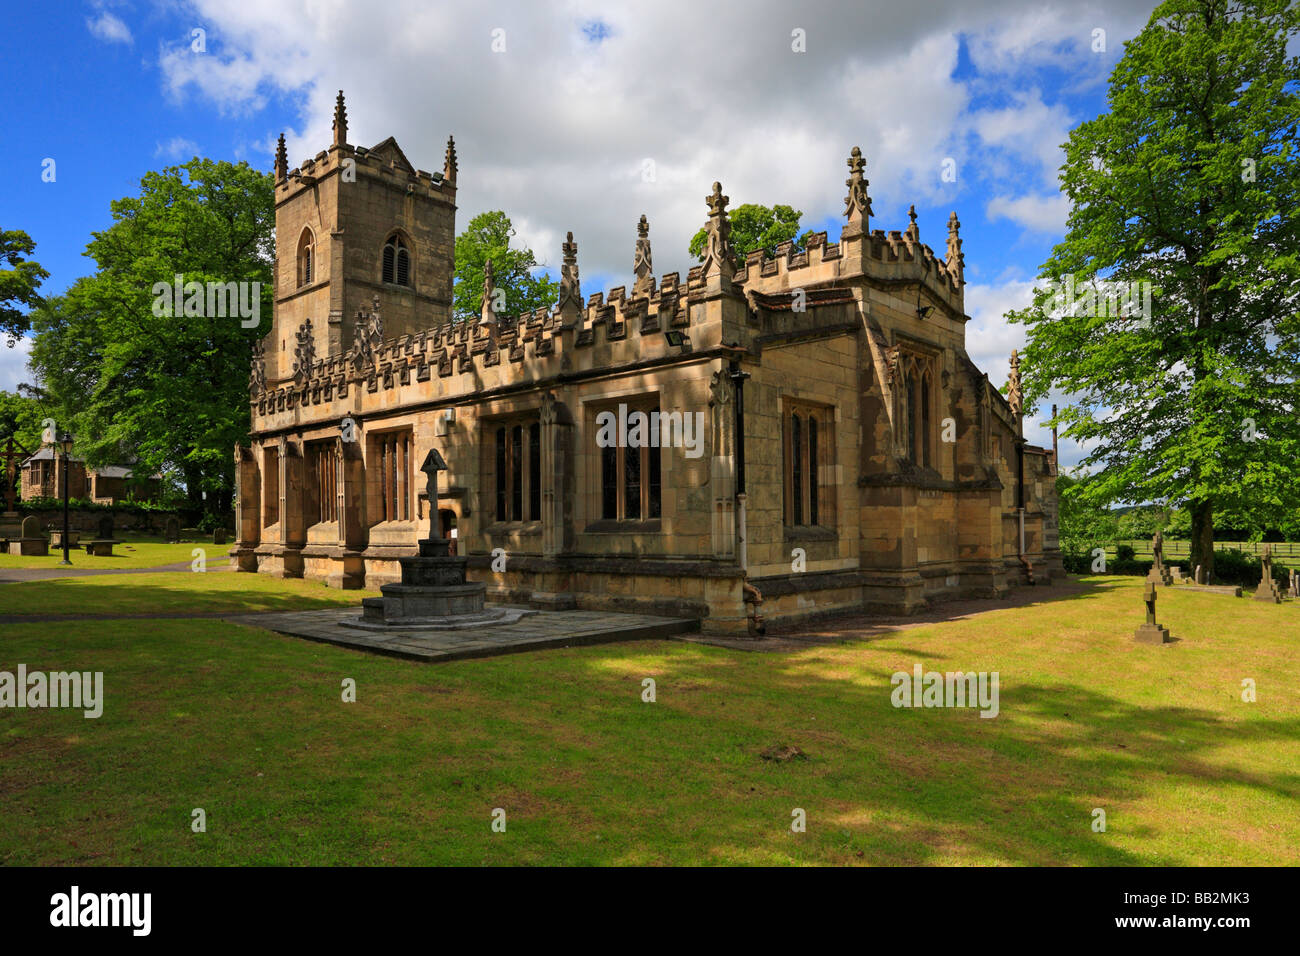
[{"x1": 1190, "y1": 498, "x2": 1215, "y2": 581}]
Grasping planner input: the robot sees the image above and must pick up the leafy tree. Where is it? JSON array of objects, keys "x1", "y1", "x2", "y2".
[
  {"x1": 0, "y1": 390, "x2": 45, "y2": 450},
  {"x1": 452, "y1": 211, "x2": 559, "y2": 322},
  {"x1": 0, "y1": 229, "x2": 49, "y2": 346},
  {"x1": 26, "y1": 159, "x2": 273, "y2": 515},
  {"x1": 688, "y1": 203, "x2": 813, "y2": 262},
  {"x1": 1008, "y1": 0, "x2": 1300, "y2": 580},
  {"x1": 1115, "y1": 506, "x2": 1170, "y2": 542},
  {"x1": 0, "y1": 390, "x2": 45, "y2": 506},
  {"x1": 1056, "y1": 472, "x2": 1121, "y2": 553}
]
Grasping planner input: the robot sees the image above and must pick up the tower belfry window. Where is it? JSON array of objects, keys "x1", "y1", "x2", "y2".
[
  {"x1": 383, "y1": 235, "x2": 411, "y2": 287},
  {"x1": 297, "y1": 229, "x2": 314, "y2": 287}
]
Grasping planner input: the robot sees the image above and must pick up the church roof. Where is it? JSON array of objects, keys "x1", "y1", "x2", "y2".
[
  {"x1": 21, "y1": 445, "x2": 138, "y2": 477},
  {"x1": 366, "y1": 137, "x2": 416, "y2": 175}
]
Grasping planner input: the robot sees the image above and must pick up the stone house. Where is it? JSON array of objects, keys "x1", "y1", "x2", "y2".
[
  {"x1": 235, "y1": 93, "x2": 1061, "y2": 634},
  {"x1": 20, "y1": 445, "x2": 160, "y2": 505}
]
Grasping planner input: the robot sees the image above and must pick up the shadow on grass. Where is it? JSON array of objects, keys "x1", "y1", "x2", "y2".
[
  {"x1": 567, "y1": 642, "x2": 1299, "y2": 865},
  {"x1": 765, "y1": 574, "x2": 1128, "y2": 646},
  {"x1": 0, "y1": 575, "x2": 371, "y2": 618}
]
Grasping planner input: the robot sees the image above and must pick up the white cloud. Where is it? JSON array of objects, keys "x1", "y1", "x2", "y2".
[
  {"x1": 86, "y1": 12, "x2": 133, "y2": 45},
  {"x1": 963, "y1": 278, "x2": 1035, "y2": 380},
  {"x1": 155, "y1": 0, "x2": 1152, "y2": 283},
  {"x1": 985, "y1": 193, "x2": 1071, "y2": 233},
  {"x1": 971, "y1": 88, "x2": 1074, "y2": 189},
  {"x1": 963, "y1": 278, "x2": 1094, "y2": 466},
  {"x1": 0, "y1": 337, "x2": 33, "y2": 394},
  {"x1": 154, "y1": 137, "x2": 201, "y2": 160}
]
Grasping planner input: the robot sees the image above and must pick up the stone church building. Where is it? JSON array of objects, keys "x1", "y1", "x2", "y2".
[{"x1": 235, "y1": 93, "x2": 1061, "y2": 634}]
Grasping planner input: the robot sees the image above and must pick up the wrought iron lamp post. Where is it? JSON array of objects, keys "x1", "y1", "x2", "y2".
[{"x1": 58, "y1": 430, "x2": 73, "y2": 566}]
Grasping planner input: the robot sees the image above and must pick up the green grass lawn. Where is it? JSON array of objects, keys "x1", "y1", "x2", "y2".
[
  {"x1": 0, "y1": 534, "x2": 203, "y2": 571},
  {"x1": 0, "y1": 571, "x2": 377, "y2": 617},
  {"x1": 1, "y1": 573, "x2": 1297, "y2": 865}
]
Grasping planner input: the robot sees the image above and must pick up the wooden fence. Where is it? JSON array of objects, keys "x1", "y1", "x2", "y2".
[{"x1": 1109, "y1": 540, "x2": 1300, "y2": 559}]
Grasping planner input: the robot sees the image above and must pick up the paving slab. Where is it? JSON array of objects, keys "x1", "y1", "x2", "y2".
[{"x1": 225, "y1": 606, "x2": 699, "y2": 662}]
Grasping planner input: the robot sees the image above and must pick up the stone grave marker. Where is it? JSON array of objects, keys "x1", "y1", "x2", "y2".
[
  {"x1": 1195, "y1": 564, "x2": 1206, "y2": 586},
  {"x1": 1254, "y1": 544, "x2": 1282, "y2": 604},
  {"x1": 212, "y1": 528, "x2": 227, "y2": 546},
  {"x1": 164, "y1": 515, "x2": 181, "y2": 543},
  {"x1": 49, "y1": 528, "x2": 80, "y2": 550},
  {"x1": 1134, "y1": 580, "x2": 1171, "y2": 644},
  {"x1": 1146, "y1": 531, "x2": 1173, "y2": 586},
  {"x1": 86, "y1": 515, "x2": 120, "y2": 556},
  {"x1": 17, "y1": 515, "x2": 48, "y2": 556}
]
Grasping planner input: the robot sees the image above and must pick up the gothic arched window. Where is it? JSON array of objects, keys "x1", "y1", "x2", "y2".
[
  {"x1": 783, "y1": 401, "x2": 836, "y2": 529},
  {"x1": 920, "y1": 371, "x2": 933, "y2": 467},
  {"x1": 906, "y1": 372, "x2": 919, "y2": 464},
  {"x1": 297, "y1": 228, "x2": 314, "y2": 287},
  {"x1": 382, "y1": 234, "x2": 411, "y2": 287}
]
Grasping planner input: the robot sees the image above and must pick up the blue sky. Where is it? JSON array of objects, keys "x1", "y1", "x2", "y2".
[{"x1": 1, "y1": 0, "x2": 1162, "y2": 466}]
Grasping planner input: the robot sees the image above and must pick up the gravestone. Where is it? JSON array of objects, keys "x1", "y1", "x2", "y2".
[
  {"x1": 164, "y1": 516, "x2": 181, "y2": 543},
  {"x1": 1254, "y1": 544, "x2": 1282, "y2": 604},
  {"x1": 1134, "y1": 580, "x2": 1171, "y2": 644},
  {"x1": 1146, "y1": 531, "x2": 1173, "y2": 587},
  {"x1": 1291, "y1": 569, "x2": 1299, "y2": 599},
  {"x1": 86, "y1": 515, "x2": 120, "y2": 556},
  {"x1": 49, "y1": 529, "x2": 80, "y2": 550},
  {"x1": 16, "y1": 515, "x2": 48, "y2": 556},
  {"x1": 1195, "y1": 564, "x2": 1206, "y2": 586},
  {"x1": 212, "y1": 528, "x2": 227, "y2": 546}
]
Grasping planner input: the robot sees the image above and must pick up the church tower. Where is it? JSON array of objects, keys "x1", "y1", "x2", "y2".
[{"x1": 265, "y1": 91, "x2": 458, "y2": 384}]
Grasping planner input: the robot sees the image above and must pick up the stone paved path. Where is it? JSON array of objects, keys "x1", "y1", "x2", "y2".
[{"x1": 229, "y1": 606, "x2": 700, "y2": 663}]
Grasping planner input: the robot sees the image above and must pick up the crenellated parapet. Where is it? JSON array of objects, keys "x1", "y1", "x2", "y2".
[
  {"x1": 722, "y1": 148, "x2": 967, "y2": 322},
  {"x1": 274, "y1": 93, "x2": 455, "y2": 205},
  {"x1": 252, "y1": 141, "x2": 970, "y2": 423},
  {"x1": 251, "y1": 261, "x2": 701, "y2": 420},
  {"x1": 278, "y1": 143, "x2": 456, "y2": 202}
]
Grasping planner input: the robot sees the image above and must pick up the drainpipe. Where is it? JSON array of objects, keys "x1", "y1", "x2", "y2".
[
  {"x1": 728, "y1": 359, "x2": 750, "y2": 568},
  {"x1": 728, "y1": 359, "x2": 764, "y2": 635},
  {"x1": 1016, "y1": 434, "x2": 1032, "y2": 583}
]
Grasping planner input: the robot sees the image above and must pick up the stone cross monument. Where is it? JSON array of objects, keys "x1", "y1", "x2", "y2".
[
  {"x1": 1147, "y1": 531, "x2": 1173, "y2": 586},
  {"x1": 1254, "y1": 544, "x2": 1282, "y2": 604},
  {"x1": 419, "y1": 448, "x2": 448, "y2": 553},
  {"x1": 1134, "y1": 580, "x2": 1171, "y2": 644}
]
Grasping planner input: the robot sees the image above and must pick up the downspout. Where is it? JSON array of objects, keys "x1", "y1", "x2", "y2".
[
  {"x1": 729, "y1": 360, "x2": 764, "y2": 636},
  {"x1": 1016, "y1": 433, "x2": 1033, "y2": 584}
]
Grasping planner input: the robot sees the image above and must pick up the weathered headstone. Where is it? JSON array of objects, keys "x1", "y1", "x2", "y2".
[
  {"x1": 49, "y1": 529, "x2": 80, "y2": 550},
  {"x1": 17, "y1": 515, "x2": 48, "y2": 556},
  {"x1": 212, "y1": 528, "x2": 227, "y2": 546},
  {"x1": 1146, "y1": 531, "x2": 1174, "y2": 587},
  {"x1": 164, "y1": 515, "x2": 181, "y2": 543},
  {"x1": 1134, "y1": 580, "x2": 1171, "y2": 644},
  {"x1": 1291, "y1": 568, "x2": 1299, "y2": 599},
  {"x1": 86, "y1": 515, "x2": 120, "y2": 556},
  {"x1": 1254, "y1": 544, "x2": 1282, "y2": 604},
  {"x1": 1195, "y1": 564, "x2": 1206, "y2": 586}
]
